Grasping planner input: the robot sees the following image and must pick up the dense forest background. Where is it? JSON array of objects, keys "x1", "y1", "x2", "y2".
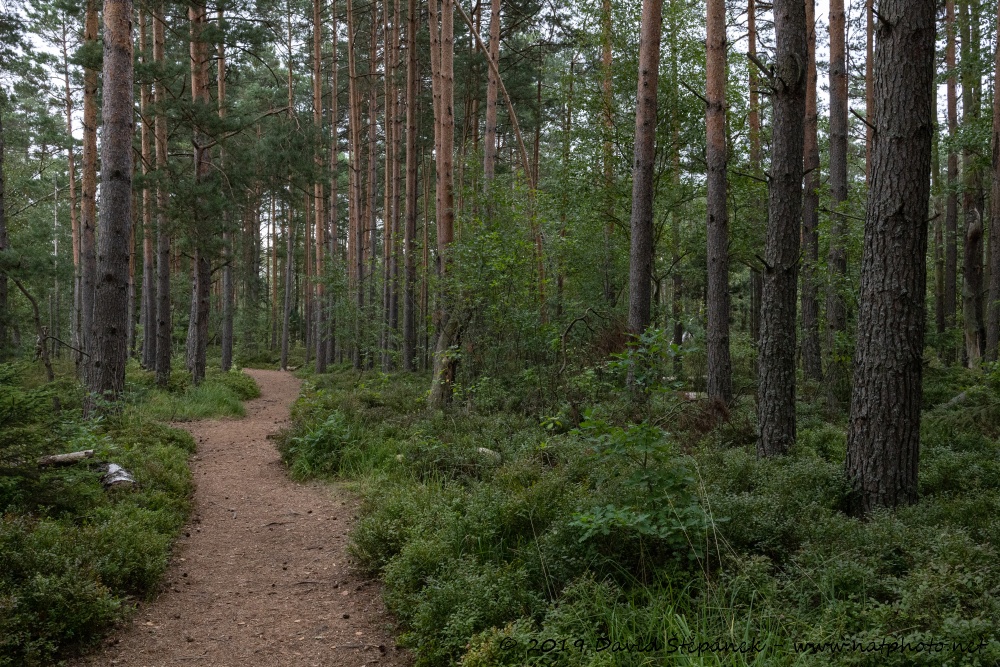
[{"x1": 2, "y1": 0, "x2": 1000, "y2": 664}]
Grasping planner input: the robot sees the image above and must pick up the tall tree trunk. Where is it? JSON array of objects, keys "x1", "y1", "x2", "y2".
[
  {"x1": 704, "y1": 0, "x2": 731, "y2": 401},
  {"x1": 329, "y1": 3, "x2": 340, "y2": 364},
  {"x1": 60, "y1": 18, "x2": 83, "y2": 367},
  {"x1": 669, "y1": 0, "x2": 683, "y2": 375},
  {"x1": 864, "y1": 0, "x2": 874, "y2": 184},
  {"x1": 987, "y1": 0, "x2": 1000, "y2": 361},
  {"x1": 314, "y1": 0, "x2": 327, "y2": 373},
  {"x1": 627, "y1": 0, "x2": 664, "y2": 339},
  {"x1": 826, "y1": 0, "x2": 848, "y2": 402},
  {"x1": 483, "y1": 0, "x2": 500, "y2": 184},
  {"x1": 390, "y1": 0, "x2": 402, "y2": 358},
  {"x1": 87, "y1": 0, "x2": 134, "y2": 403},
  {"x1": 188, "y1": 0, "x2": 211, "y2": 385},
  {"x1": 748, "y1": 0, "x2": 762, "y2": 344},
  {"x1": 139, "y1": 9, "x2": 156, "y2": 370},
  {"x1": 81, "y1": 0, "x2": 100, "y2": 374},
  {"x1": 945, "y1": 0, "x2": 959, "y2": 358},
  {"x1": 280, "y1": 203, "x2": 295, "y2": 370},
  {"x1": 600, "y1": 0, "x2": 616, "y2": 306},
  {"x1": 0, "y1": 110, "x2": 6, "y2": 357},
  {"x1": 365, "y1": 1, "x2": 378, "y2": 367},
  {"x1": 219, "y1": 8, "x2": 234, "y2": 372},
  {"x1": 846, "y1": 0, "x2": 935, "y2": 514},
  {"x1": 403, "y1": 0, "x2": 418, "y2": 371},
  {"x1": 154, "y1": 1, "x2": 171, "y2": 387},
  {"x1": 347, "y1": 0, "x2": 364, "y2": 369},
  {"x1": 960, "y1": 0, "x2": 984, "y2": 367},
  {"x1": 382, "y1": 0, "x2": 396, "y2": 370},
  {"x1": 428, "y1": 0, "x2": 457, "y2": 408},
  {"x1": 800, "y1": 0, "x2": 822, "y2": 382},
  {"x1": 757, "y1": 0, "x2": 807, "y2": 457}
]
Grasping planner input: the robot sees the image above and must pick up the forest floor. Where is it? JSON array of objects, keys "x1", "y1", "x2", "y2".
[{"x1": 72, "y1": 369, "x2": 410, "y2": 667}]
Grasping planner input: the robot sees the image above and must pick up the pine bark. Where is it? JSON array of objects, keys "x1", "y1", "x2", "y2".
[
  {"x1": 154, "y1": 1, "x2": 171, "y2": 387},
  {"x1": 80, "y1": 0, "x2": 99, "y2": 373},
  {"x1": 846, "y1": 0, "x2": 935, "y2": 514},
  {"x1": 826, "y1": 0, "x2": 848, "y2": 400},
  {"x1": 627, "y1": 0, "x2": 664, "y2": 338},
  {"x1": 800, "y1": 0, "x2": 821, "y2": 382},
  {"x1": 757, "y1": 0, "x2": 807, "y2": 457},
  {"x1": 704, "y1": 0, "x2": 731, "y2": 401},
  {"x1": 864, "y1": 0, "x2": 874, "y2": 184},
  {"x1": 87, "y1": 0, "x2": 134, "y2": 403}
]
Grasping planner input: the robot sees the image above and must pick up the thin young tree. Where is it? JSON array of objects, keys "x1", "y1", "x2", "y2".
[
  {"x1": 428, "y1": 0, "x2": 457, "y2": 408},
  {"x1": 960, "y1": 0, "x2": 984, "y2": 366},
  {"x1": 748, "y1": 0, "x2": 762, "y2": 342},
  {"x1": 627, "y1": 0, "x2": 664, "y2": 339},
  {"x1": 704, "y1": 0, "x2": 731, "y2": 402},
  {"x1": 139, "y1": 9, "x2": 156, "y2": 370},
  {"x1": 945, "y1": 0, "x2": 959, "y2": 356},
  {"x1": 483, "y1": 0, "x2": 500, "y2": 185},
  {"x1": 87, "y1": 0, "x2": 133, "y2": 402},
  {"x1": 154, "y1": 0, "x2": 171, "y2": 387},
  {"x1": 219, "y1": 7, "x2": 234, "y2": 373},
  {"x1": 402, "y1": 0, "x2": 418, "y2": 370},
  {"x1": 313, "y1": 0, "x2": 327, "y2": 373},
  {"x1": 846, "y1": 0, "x2": 935, "y2": 514},
  {"x1": 757, "y1": 0, "x2": 807, "y2": 457},
  {"x1": 58, "y1": 16, "x2": 82, "y2": 365}
]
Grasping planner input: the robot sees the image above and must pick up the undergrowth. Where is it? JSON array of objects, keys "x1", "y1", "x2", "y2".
[
  {"x1": 280, "y1": 357, "x2": 1000, "y2": 666},
  {"x1": 0, "y1": 359, "x2": 259, "y2": 665}
]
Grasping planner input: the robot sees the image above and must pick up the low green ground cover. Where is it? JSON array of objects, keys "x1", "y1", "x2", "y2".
[
  {"x1": 0, "y1": 359, "x2": 259, "y2": 666},
  {"x1": 280, "y1": 361, "x2": 1000, "y2": 666}
]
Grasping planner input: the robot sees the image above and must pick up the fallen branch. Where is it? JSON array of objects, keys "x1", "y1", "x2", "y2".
[{"x1": 38, "y1": 450, "x2": 95, "y2": 467}]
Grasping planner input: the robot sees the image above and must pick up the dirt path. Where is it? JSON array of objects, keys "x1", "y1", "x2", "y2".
[{"x1": 75, "y1": 369, "x2": 409, "y2": 667}]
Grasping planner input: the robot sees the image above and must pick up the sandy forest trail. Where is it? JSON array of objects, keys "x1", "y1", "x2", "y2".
[{"x1": 74, "y1": 369, "x2": 410, "y2": 667}]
